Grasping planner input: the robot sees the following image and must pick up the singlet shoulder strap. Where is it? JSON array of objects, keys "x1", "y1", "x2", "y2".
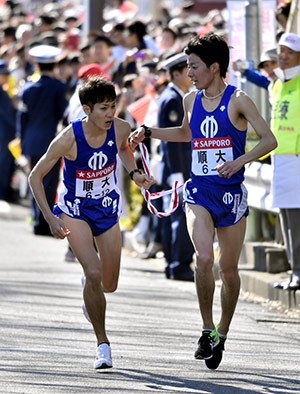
[
  {"x1": 219, "y1": 84, "x2": 236, "y2": 106},
  {"x1": 72, "y1": 119, "x2": 88, "y2": 148},
  {"x1": 71, "y1": 119, "x2": 87, "y2": 146},
  {"x1": 191, "y1": 89, "x2": 203, "y2": 111}
]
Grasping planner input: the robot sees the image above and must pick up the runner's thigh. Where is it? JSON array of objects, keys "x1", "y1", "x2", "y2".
[
  {"x1": 216, "y1": 217, "x2": 246, "y2": 270},
  {"x1": 95, "y1": 222, "x2": 122, "y2": 285},
  {"x1": 185, "y1": 203, "x2": 215, "y2": 255},
  {"x1": 61, "y1": 213, "x2": 99, "y2": 272}
]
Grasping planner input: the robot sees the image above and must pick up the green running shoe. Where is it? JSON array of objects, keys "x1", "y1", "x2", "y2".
[
  {"x1": 194, "y1": 328, "x2": 219, "y2": 360},
  {"x1": 205, "y1": 325, "x2": 226, "y2": 369}
]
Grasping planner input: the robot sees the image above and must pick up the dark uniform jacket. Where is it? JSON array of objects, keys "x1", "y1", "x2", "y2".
[
  {"x1": 17, "y1": 74, "x2": 67, "y2": 157},
  {"x1": 157, "y1": 83, "x2": 191, "y2": 185}
]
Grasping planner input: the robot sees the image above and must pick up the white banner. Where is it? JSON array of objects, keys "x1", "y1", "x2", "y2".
[{"x1": 227, "y1": 0, "x2": 277, "y2": 85}]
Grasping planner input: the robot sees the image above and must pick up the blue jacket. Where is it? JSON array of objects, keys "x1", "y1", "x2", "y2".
[
  {"x1": 17, "y1": 74, "x2": 67, "y2": 156},
  {"x1": 243, "y1": 69, "x2": 270, "y2": 90},
  {"x1": 0, "y1": 87, "x2": 16, "y2": 142}
]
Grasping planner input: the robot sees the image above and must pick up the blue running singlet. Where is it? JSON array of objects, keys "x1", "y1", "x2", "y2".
[
  {"x1": 183, "y1": 85, "x2": 249, "y2": 227},
  {"x1": 53, "y1": 119, "x2": 121, "y2": 236}
]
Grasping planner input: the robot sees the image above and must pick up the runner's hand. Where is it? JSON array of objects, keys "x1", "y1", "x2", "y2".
[
  {"x1": 216, "y1": 158, "x2": 243, "y2": 178},
  {"x1": 129, "y1": 126, "x2": 145, "y2": 151},
  {"x1": 48, "y1": 215, "x2": 71, "y2": 239},
  {"x1": 133, "y1": 172, "x2": 155, "y2": 189}
]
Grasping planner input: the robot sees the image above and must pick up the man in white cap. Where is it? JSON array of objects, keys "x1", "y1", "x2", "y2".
[
  {"x1": 17, "y1": 45, "x2": 68, "y2": 235},
  {"x1": 271, "y1": 33, "x2": 300, "y2": 290}
]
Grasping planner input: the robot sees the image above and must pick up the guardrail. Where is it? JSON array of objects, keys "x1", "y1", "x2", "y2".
[{"x1": 244, "y1": 161, "x2": 279, "y2": 214}]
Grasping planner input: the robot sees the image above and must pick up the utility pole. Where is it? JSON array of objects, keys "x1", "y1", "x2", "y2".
[
  {"x1": 244, "y1": 0, "x2": 269, "y2": 243},
  {"x1": 82, "y1": 0, "x2": 105, "y2": 36},
  {"x1": 245, "y1": 0, "x2": 262, "y2": 108},
  {"x1": 245, "y1": 0, "x2": 270, "y2": 125}
]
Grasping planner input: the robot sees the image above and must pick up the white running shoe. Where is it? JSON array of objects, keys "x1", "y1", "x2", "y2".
[
  {"x1": 82, "y1": 304, "x2": 91, "y2": 323},
  {"x1": 81, "y1": 276, "x2": 91, "y2": 323},
  {"x1": 94, "y1": 343, "x2": 112, "y2": 369}
]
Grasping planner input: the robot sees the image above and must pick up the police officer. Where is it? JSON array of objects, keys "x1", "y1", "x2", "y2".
[
  {"x1": 17, "y1": 45, "x2": 68, "y2": 235},
  {"x1": 158, "y1": 52, "x2": 195, "y2": 281}
]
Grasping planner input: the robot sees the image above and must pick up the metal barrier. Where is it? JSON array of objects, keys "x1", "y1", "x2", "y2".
[{"x1": 244, "y1": 161, "x2": 279, "y2": 214}]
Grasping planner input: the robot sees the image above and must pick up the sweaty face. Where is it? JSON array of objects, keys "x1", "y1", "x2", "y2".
[
  {"x1": 89, "y1": 100, "x2": 116, "y2": 130},
  {"x1": 187, "y1": 53, "x2": 213, "y2": 90},
  {"x1": 278, "y1": 46, "x2": 300, "y2": 70}
]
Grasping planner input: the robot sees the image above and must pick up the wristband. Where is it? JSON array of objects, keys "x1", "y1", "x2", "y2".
[
  {"x1": 129, "y1": 168, "x2": 142, "y2": 180},
  {"x1": 141, "y1": 124, "x2": 152, "y2": 138}
]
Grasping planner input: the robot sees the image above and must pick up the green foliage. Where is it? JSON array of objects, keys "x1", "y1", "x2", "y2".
[{"x1": 120, "y1": 168, "x2": 143, "y2": 230}]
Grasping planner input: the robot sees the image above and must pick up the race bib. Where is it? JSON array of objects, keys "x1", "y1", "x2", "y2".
[
  {"x1": 192, "y1": 137, "x2": 233, "y2": 176},
  {"x1": 75, "y1": 163, "x2": 116, "y2": 199}
]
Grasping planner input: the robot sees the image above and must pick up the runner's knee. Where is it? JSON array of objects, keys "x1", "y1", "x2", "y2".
[
  {"x1": 195, "y1": 251, "x2": 214, "y2": 274},
  {"x1": 102, "y1": 277, "x2": 118, "y2": 293},
  {"x1": 219, "y1": 266, "x2": 239, "y2": 287},
  {"x1": 85, "y1": 269, "x2": 102, "y2": 290}
]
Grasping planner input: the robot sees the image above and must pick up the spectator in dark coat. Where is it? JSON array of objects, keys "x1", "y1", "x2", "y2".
[
  {"x1": 17, "y1": 45, "x2": 68, "y2": 235},
  {"x1": 0, "y1": 61, "x2": 16, "y2": 201}
]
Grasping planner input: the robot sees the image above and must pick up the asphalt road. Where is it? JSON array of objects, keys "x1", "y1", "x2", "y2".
[{"x1": 0, "y1": 201, "x2": 300, "y2": 394}]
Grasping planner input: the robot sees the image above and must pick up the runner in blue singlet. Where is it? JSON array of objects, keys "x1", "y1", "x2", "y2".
[
  {"x1": 130, "y1": 32, "x2": 277, "y2": 370},
  {"x1": 183, "y1": 84, "x2": 249, "y2": 227},
  {"x1": 28, "y1": 76, "x2": 154, "y2": 370},
  {"x1": 54, "y1": 118, "x2": 122, "y2": 236}
]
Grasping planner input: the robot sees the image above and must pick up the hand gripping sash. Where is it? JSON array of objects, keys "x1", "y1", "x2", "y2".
[{"x1": 139, "y1": 142, "x2": 185, "y2": 218}]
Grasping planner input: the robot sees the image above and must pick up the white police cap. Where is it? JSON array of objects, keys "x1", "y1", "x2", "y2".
[
  {"x1": 28, "y1": 44, "x2": 62, "y2": 64},
  {"x1": 162, "y1": 52, "x2": 187, "y2": 71}
]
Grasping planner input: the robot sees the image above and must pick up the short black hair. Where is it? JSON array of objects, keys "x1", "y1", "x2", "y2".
[
  {"x1": 39, "y1": 14, "x2": 55, "y2": 25},
  {"x1": 127, "y1": 20, "x2": 147, "y2": 42},
  {"x1": 79, "y1": 76, "x2": 116, "y2": 111},
  {"x1": 3, "y1": 25, "x2": 16, "y2": 38},
  {"x1": 113, "y1": 23, "x2": 125, "y2": 32},
  {"x1": 185, "y1": 32, "x2": 229, "y2": 78},
  {"x1": 275, "y1": 2, "x2": 291, "y2": 21},
  {"x1": 94, "y1": 35, "x2": 113, "y2": 47},
  {"x1": 169, "y1": 61, "x2": 187, "y2": 78},
  {"x1": 39, "y1": 63, "x2": 56, "y2": 72}
]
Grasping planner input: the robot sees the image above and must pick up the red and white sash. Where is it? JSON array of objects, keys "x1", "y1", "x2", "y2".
[{"x1": 139, "y1": 143, "x2": 185, "y2": 218}]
